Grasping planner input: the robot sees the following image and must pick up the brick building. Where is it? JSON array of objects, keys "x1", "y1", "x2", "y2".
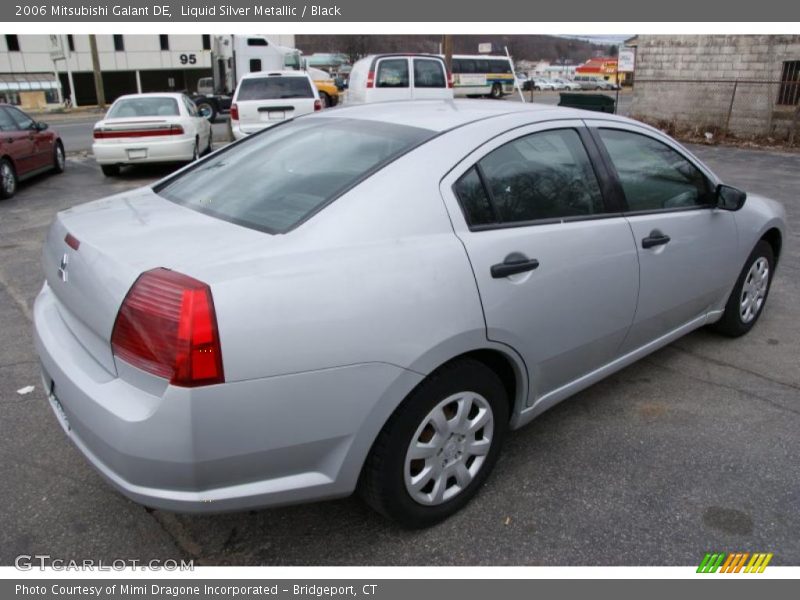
[{"x1": 628, "y1": 35, "x2": 800, "y2": 139}]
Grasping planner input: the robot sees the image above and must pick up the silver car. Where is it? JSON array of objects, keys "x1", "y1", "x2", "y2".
[{"x1": 34, "y1": 101, "x2": 785, "y2": 528}]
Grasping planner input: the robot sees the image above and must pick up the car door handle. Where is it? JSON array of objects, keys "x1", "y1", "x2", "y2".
[
  {"x1": 641, "y1": 231, "x2": 671, "y2": 249},
  {"x1": 491, "y1": 253, "x2": 540, "y2": 278}
]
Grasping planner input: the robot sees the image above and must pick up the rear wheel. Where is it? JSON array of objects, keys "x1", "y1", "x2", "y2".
[
  {"x1": 196, "y1": 101, "x2": 217, "y2": 123},
  {"x1": 489, "y1": 83, "x2": 503, "y2": 99},
  {"x1": 711, "y1": 240, "x2": 775, "y2": 337},
  {"x1": 0, "y1": 158, "x2": 17, "y2": 199},
  {"x1": 359, "y1": 358, "x2": 509, "y2": 528},
  {"x1": 52, "y1": 141, "x2": 66, "y2": 173},
  {"x1": 101, "y1": 164, "x2": 120, "y2": 177},
  {"x1": 319, "y1": 92, "x2": 331, "y2": 108}
]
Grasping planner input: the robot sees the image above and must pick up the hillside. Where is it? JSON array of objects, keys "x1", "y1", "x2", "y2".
[{"x1": 295, "y1": 34, "x2": 615, "y2": 64}]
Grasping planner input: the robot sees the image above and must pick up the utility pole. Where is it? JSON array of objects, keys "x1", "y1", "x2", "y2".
[
  {"x1": 442, "y1": 34, "x2": 453, "y2": 78},
  {"x1": 89, "y1": 34, "x2": 106, "y2": 108},
  {"x1": 62, "y1": 35, "x2": 77, "y2": 107}
]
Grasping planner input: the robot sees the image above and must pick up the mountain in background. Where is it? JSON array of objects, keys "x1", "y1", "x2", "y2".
[{"x1": 295, "y1": 35, "x2": 618, "y2": 64}]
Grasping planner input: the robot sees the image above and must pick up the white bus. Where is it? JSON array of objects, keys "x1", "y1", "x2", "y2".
[{"x1": 449, "y1": 55, "x2": 515, "y2": 99}]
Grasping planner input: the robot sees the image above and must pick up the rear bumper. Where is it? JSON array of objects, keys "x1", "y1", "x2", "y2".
[
  {"x1": 33, "y1": 282, "x2": 422, "y2": 513},
  {"x1": 230, "y1": 120, "x2": 280, "y2": 141},
  {"x1": 92, "y1": 137, "x2": 195, "y2": 165}
]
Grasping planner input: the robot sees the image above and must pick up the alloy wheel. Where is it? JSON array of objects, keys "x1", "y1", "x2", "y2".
[{"x1": 404, "y1": 391, "x2": 494, "y2": 506}]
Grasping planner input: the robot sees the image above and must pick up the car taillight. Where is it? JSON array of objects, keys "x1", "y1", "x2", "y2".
[
  {"x1": 314, "y1": 99, "x2": 322, "y2": 111},
  {"x1": 230, "y1": 103, "x2": 239, "y2": 120},
  {"x1": 366, "y1": 71, "x2": 375, "y2": 88},
  {"x1": 111, "y1": 268, "x2": 224, "y2": 387},
  {"x1": 93, "y1": 125, "x2": 184, "y2": 139}
]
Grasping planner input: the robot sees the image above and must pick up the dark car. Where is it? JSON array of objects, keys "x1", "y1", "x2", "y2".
[{"x1": 0, "y1": 104, "x2": 65, "y2": 199}]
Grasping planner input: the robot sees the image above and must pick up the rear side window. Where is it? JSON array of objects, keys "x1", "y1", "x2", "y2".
[
  {"x1": 156, "y1": 118, "x2": 435, "y2": 234},
  {"x1": 376, "y1": 59, "x2": 409, "y2": 88},
  {"x1": 107, "y1": 97, "x2": 179, "y2": 118},
  {"x1": 236, "y1": 77, "x2": 313, "y2": 100},
  {"x1": 453, "y1": 167, "x2": 495, "y2": 226},
  {"x1": 454, "y1": 129, "x2": 605, "y2": 226},
  {"x1": 413, "y1": 59, "x2": 446, "y2": 88},
  {"x1": 596, "y1": 129, "x2": 713, "y2": 211}
]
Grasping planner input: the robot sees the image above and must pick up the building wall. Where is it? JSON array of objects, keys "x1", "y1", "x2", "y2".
[{"x1": 630, "y1": 35, "x2": 800, "y2": 138}]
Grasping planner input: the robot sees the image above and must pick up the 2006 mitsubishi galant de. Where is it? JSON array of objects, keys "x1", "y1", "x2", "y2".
[{"x1": 34, "y1": 100, "x2": 785, "y2": 527}]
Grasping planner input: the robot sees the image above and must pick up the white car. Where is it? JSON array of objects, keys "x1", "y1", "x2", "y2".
[
  {"x1": 92, "y1": 93, "x2": 212, "y2": 177},
  {"x1": 531, "y1": 78, "x2": 557, "y2": 91},
  {"x1": 230, "y1": 71, "x2": 321, "y2": 140},
  {"x1": 555, "y1": 78, "x2": 581, "y2": 90}
]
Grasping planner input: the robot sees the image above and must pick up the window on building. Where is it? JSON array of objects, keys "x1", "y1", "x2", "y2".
[
  {"x1": 159, "y1": 35, "x2": 169, "y2": 51},
  {"x1": 67, "y1": 35, "x2": 75, "y2": 52},
  {"x1": 202, "y1": 35, "x2": 211, "y2": 51},
  {"x1": 113, "y1": 35, "x2": 124, "y2": 52},
  {"x1": 778, "y1": 60, "x2": 800, "y2": 106},
  {"x1": 5, "y1": 35, "x2": 20, "y2": 52}
]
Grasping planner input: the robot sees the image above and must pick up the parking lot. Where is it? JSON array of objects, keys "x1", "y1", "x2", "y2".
[{"x1": 0, "y1": 134, "x2": 798, "y2": 566}]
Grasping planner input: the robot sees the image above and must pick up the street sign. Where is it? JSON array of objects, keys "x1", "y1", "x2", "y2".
[
  {"x1": 618, "y1": 47, "x2": 636, "y2": 72},
  {"x1": 478, "y1": 43, "x2": 492, "y2": 54}
]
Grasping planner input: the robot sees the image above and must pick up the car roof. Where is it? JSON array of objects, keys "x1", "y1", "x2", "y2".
[
  {"x1": 240, "y1": 70, "x2": 310, "y2": 79},
  {"x1": 314, "y1": 99, "x2": 637, "y2": 133}
]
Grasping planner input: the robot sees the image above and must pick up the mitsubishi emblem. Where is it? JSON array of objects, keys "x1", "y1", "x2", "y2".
[{"x1": 58, "y1": 253, "x2": 69, "y2": 283}]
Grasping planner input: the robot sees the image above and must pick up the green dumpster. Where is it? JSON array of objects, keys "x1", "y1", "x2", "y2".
[{"x1": 558, "y1": 93, "x2": 616, "y2": 113}]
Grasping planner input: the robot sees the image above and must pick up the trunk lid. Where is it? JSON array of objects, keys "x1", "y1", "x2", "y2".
[{"x1": 43, "y1": 187, "x2": 286, "y2": 375}]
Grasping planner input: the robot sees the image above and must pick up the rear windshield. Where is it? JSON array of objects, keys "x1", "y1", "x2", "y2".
[
  {"x1": 107, "y1": 97, "x2": 179, "y2": 118},
  {"x1": 236, "y1": 76, "x2": 314, "y2": 101},
  {"x1": 156, "y1": 118, "x2": 435, "y2": 233}
]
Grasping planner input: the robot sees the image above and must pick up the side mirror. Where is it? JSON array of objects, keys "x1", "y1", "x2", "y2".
[
  {"x1": 35, "y1": 122, "x2": 49, "y2": 132},
  {"x1": 716, "y1": 184, "x2": 746, "y2": 211}
]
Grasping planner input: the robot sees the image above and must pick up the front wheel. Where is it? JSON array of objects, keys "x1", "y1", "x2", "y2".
[
  {"x1": 319, "y1": 92, "x2": 331, "y2": 108},
  {"x1": 359, "y1": 358, "x2": 509, "y2": 528},
  {"x1": 711, "y1": 240, "x2": 775, "y2": 337},
  {"x1": 0, "y1": 158, "x2": 18, "y2": 199}
]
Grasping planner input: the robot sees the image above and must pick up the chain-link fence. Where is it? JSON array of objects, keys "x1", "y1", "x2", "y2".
[{"x1": 629, "y1": 77, "x2": 800, "y2": 145}]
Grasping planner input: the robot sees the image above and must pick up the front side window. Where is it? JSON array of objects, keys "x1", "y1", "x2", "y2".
[
  {"x1": 157, "y1": 118, "x2": 434, "y2": 233},
  {"x1": 107, "y1": 97, "x2": 179, "y2": 118},
  {"x1": 376, "y1": 59, "x2": 409, "y2": 88},
  {"x1": 413, "y1": 59, "x2": 446, "y2": 88},
  {"x1": 455, "y1": 128, "x2": 605, "y2": 226},
  {"x1": 597, "y1": 129, "x2": 713, "y2": 212},
  {"x1": 6, "y1": 106, "x2": 34, "y2": 130}
]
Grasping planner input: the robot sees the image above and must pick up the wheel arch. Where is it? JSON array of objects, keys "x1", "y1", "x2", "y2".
[{"x1": 761, "y1": 227, "x2": 782, "y2": 266}]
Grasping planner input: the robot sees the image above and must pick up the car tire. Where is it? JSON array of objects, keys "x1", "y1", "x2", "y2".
[
  {"x1": 359, "y1": 358, "x2": 509, "y2": 528},
  {"x1": 52, "y1": 141, "x2": 66, "y2": 174},
  {"x1": 204, "y1": 131, "x2": 213, "y2": 155},
  {"x1": 191, "y1": 139, "x2": 200, "y2": 162},
  {"x1": 319, "y1": 92, "x2": 331, "y2": 108},
  {"x1": 101, "y1": 164, "x2": 120, "y2": 177},
  {"x1": 711, "y1": 240, "x2": 775, "y2": 337},
  {"x1": 489, "y1": 83, "x2": 503, "y2": 99},
  {"x1": 0, "y1": 158, "x2": 18, "y2": 199},
  {"x1": 197, "y1": 102, "x2": 217, "y2": 123}
]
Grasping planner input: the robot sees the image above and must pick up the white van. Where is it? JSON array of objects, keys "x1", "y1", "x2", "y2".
[
  {"x1": 347, "y1": 54, "x2": 453, "y2": 104},
  {"x1": 230, "y1": 71, "x2": 321, "y2": 140}
]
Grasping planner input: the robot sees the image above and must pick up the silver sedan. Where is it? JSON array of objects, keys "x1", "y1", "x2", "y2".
[{"x1": 34, "y1": 100, "x2": 786, "y2": 527}]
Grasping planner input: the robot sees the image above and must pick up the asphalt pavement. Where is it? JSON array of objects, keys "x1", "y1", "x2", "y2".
[{"x1": 0, "y1": 141, "x2": 797, "y2": 566}]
